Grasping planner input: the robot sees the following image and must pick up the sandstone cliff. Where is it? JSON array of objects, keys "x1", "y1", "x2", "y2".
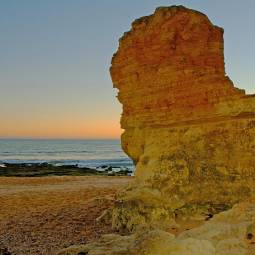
[{"x1": 109, "y1": 5, "x2": 255, "y2": 231}]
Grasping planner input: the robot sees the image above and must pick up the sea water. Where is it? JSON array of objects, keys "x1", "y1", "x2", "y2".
[{"x1": 0, "y1": 139, "x2": 134, "y2": 171}]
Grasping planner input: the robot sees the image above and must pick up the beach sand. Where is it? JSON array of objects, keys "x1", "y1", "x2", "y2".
[
  {"x1": 1, "y1": 176, "x2": 254, "y2": 255},
  {"x1": 0, "y1": 176, "x2": 131, "y2": 255}
]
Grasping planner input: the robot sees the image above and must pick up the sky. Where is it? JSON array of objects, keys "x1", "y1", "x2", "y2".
[{"x1": 0, "y1": 0, "x2": 254, "y2": 139}]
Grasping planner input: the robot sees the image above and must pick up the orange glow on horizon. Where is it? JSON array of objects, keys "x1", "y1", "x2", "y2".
[{"x1": 0, "y1": 118, "x2": 122, "y2": 139}]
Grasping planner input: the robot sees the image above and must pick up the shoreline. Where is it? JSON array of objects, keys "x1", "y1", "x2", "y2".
[{"x1": 0, "y1": 162, "x2": 133, "y2": 177}]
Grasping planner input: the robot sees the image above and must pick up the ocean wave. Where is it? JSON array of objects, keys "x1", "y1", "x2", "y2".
[
  {"x1": 0, "y1": 139, "x2": 134, "y2": 171},
  {"x1": 0, "y1": 158, "x2": 134, "y2": 170}
]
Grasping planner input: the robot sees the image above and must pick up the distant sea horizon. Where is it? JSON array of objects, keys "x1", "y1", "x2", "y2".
[
  {"x1": 0, "y1": 137, "x2": 121, "y2": 140},
  {"x1": 0, "y1": 138, "x2": 134, "y2": 171}
]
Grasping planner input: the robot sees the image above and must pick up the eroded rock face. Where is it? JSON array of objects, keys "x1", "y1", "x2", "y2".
[{"x1": 110, "y1": 5, "x2": 255, "y2": 230}]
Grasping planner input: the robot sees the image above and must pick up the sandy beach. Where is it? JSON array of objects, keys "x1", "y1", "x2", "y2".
[{"x1": 0, "y1": 176, "x2": 131, "y2": 255}]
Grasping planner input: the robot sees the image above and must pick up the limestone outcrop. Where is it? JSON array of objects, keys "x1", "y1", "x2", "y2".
[{"x1": 110, "y1": 5, "x2": 255, "y2": 231}]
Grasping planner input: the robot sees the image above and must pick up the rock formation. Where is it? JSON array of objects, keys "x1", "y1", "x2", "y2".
[
  {"x1": 57, "y1": 5, "x2": 255, "y2": 255},
  {"x1": 57, "y1": 199, "x2": 255, "y2": 255},
  {"x1": 109, "y1": 5, "x2": 255, "y2": 231}
]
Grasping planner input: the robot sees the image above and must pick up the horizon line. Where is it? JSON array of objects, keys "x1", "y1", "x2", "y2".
[{"x1": 0, "y1": 136, "x2": 121, "y2": 140}]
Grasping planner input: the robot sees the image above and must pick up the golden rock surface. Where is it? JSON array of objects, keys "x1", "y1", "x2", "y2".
[{"x1": 110, "y1": 5, "x2": 255, "y2": 231}]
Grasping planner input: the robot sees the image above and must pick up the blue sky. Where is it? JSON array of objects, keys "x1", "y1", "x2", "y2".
[{"x1": 0, "y1": 0, "x2": 254, "y2": 138}]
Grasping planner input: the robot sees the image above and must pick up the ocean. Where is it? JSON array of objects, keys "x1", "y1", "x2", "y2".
[{"x1": 0, "y1": 139, "x2": 134, "y2": 171}]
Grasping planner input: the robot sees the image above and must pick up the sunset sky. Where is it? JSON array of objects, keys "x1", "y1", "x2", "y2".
[{"x1": 0, "y1": 0, "x2": 254, "y2": 139}]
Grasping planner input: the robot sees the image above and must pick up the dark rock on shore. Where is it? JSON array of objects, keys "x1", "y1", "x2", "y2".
[{"x1": 0, "y1": 163, "x2": 131, "y2": 177}]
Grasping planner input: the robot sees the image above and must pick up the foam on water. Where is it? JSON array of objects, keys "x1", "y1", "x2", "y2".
[{"x1": 0, "y1": 139, "x2": 134, "y2": 171}]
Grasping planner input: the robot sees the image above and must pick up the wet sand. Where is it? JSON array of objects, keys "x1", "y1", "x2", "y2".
[{"x1": 0, "y1": 176, "x2": 131, "y2": 255}]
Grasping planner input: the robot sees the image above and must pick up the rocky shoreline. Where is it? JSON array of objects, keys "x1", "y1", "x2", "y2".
[{"x1": 0, "y1": 163, "x2": 132, "y2": 177}]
